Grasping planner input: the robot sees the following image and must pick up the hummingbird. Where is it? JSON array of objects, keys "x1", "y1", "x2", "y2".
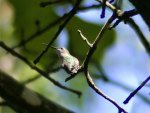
[{"x1": 51, "y1": 46, "x2": 80, "y2": 75}]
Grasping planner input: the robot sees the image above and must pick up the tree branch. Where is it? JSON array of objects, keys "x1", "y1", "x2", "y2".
[
  {"x1": 84, "y1": 70, "x2": 127, "y2": 113},
  {"x1": 83, "y1": 13, "x2": 114, "y2": 66},
  {"x1": 22, "y1": 67, "x2": 62, "y2": 84},
  {"x1": 0, "y1": 70, "x2": 73, "y2": 113},
  {"x1": 129, "y1": 0, "x2": 150, "y2": 29},
  {"x1": 101, "y1": 0, "x2": 107, "y2": 18},
  {"x1": 127, "y1": 19, "x2": 150, "y2": 56},
  {"x1": 22, "y1": 75, "x2": 41, "y2": 84},
  {"x1": 40, "y1": 0, "x2": 63, "y2": 7},
  {"x1": 124, "y1": 75, "x2": 150, "y2": 104},
  {"x1": 0, "y1": 41, "x2": 81, "y2": 97},
  {"x1": 97, "y1": 0, "x2": 150, "y2": 56},
  {"x1": 97, "y1": 0, "x2": 138, "y2": 29},
  {"x1": 33, "y1": 0, "x2": 82, "y2": 64},
  {"x1": 12, "y1": 14, "x2": 66, "y2": 49},
  {"x1": 12, "y1": 2, "x2": 101, "y2": 50},
  {"x1": 77, "y1": 11, "x2": 127, "y2": 113}
]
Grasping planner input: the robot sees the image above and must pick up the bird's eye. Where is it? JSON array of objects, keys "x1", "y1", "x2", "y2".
[{"x1": 60, "y1": 47, "x2": 63, "y2": 50}]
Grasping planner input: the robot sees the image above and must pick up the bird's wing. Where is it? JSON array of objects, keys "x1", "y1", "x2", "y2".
[{"x1": 70, "y1": 57, "x2": 79, "y2": 73}]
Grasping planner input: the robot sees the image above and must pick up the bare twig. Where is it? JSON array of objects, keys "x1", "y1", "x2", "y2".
[
  {"x1": 78, "y1": 4, "x2": 100, "y2": 11},
  {"x1": 109, "y1": 9, "x2": 138, "y2": 29},
  {"x1": 78, "y1": 11, "x2": 127, "y2": 112},
  {"x1": 65, "y1": 67, "x2": 84, "y2": 82},
  {"x1": 84, "y1": 71, "x2": 127, "y2": 113},
  {"x1": 33, "y1": 0, "x2": 82, "y2": 64},
  {"x1": 97, "y1": 0, "x2": 150, "y2": 55},
  {"x1": 12, "y1": 3, "x2": 100, "y2": 49},
  {"x1": 40, "y1": 0, "x2": 63, "y2": 7},
  {"x1": 0, "y1": 70, "x2": 74, "y2": 113},
  {"x1": 124, "y1": 75, "x2": 150, "y2": 104},
  {"x1": 109, "y1": 0, "x2": 115, "y2": 3},
  {"x1": 83, "y1": 14, "x2": 114, "y2": 66},
  {"x1": 23, "y1": 67, "x2": 62, "y2": 84},
  {"x1": 110, "y1": 80, "x2": 150, "y2": 104},
  {"x1": 94, "y1": 64, "x2": 150, "y2": 104},
  {"x1": 97, "y1": 0, "x2": 150, "y2": 106},
  {"x1": 77, "y1": 29, "x2": 93, "y2": 47},
  {"x1": 0, "y1": 41, "x2": 81, "y2": 97},
  {"x1": 97, "y1": 0, "x2": 138, "y2": 29},
  {"x1": 12, "y1": 15, "x2": 66, "y2": 49},
  {"x1": 22, "y1": 75, "x2": 41, "y2": 84},
  {"x1": 101, "y1": 0, "x2": 107, "y2": 18},
  {"x1": 127, "y1": 19, "x2": 150, "y2": 56}
]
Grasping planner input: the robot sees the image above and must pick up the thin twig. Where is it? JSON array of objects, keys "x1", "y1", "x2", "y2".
[
  {"x1": 124, "y1": 75, "x2": 150, "y2": 104},
  {"x1": 40, "y1": 0, "x2": 63, "y2": 7},
  {"x1": 79, "y1": 12, "x2": 127, "y2": 112},
  {"x1": 78, "y1": 4, "x2": 100, "y2": 11},
  {"x1": 33, "y1": 0, "x2": 82, "y2": 64},
  {"x1": 0, "y1": 41, "x2": 82, "y2": 97},
  {"x1": 83, "y1": 14, "x2": 114, "y2": 66},
  {"x1": 84, "y1": 71, "x2": 127, "y2": 113},
  {"x1": 97, "y1": 0, "x2": 138, "y2": 29},
  {"x1": 12, "y1": 14, "x2": 67, "y2": 49},
  {"x1": 110, "y1": 80, "x2": 150, "y2": 104},
  {"x1": 127, "y1": 19, "x2": 150, "y2": 56},
  {"x1": 23, "y1": 67, "x2": 62, "y2": 84},
  {"x1": 94, "y1": 64, "x2": 150, "y2": 104},
  {"x1": 65, "y1": 67, "x2": 84, "y2": 82},
  {"x1": 12, "y1": 3, "x2": 100, "y2": 49},
  {"x1": 97, "y1": 0, "x2": 150, "y2": 55},
  {"x1": 101, "y1": 0, "x2": 107, "y2": 18},
  {"x1": 97, "y1": 0, "x2": 150, "y2": 106},
  {"x1": 22, "y1": 75, "x2": 41, "y2": 84},
  {"x1": 77, "y1": 29, "x2": 93, "y2": 47}
]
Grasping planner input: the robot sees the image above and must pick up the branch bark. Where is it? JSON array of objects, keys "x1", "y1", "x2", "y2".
[
  {"x1": 0, "y1": 70, "x2": 73, "y2": 113},
  {"x1": 129, "y1": 0, "x2": 150, "y2": 29},
  {"x1": 0, "y1": 41, "x2": 81, "y2": 97}
]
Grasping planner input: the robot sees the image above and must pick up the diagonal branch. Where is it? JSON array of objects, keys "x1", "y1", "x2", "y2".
[
  {"x1": 78, "y1": 12, "x2": 127, "y2": 113},
  {"x1": 40, "y1": 0, "x2": 63, "y2": 7},
  {"x1": 127, "y1": 19, "x2": 150, "y2": 56},
  {"x1": 97, "y1": 0, "x2": 150, "y2": 56},
  {"x1": 0, "y1": 70, "x2": 74, "y2": 113},
  {"x1": 33, "y1": 0, "x2": 82, "y2": 64},
  {"x1": 12, "y1": 14, "x2": 66, "y2": 49},
  {"x1": 124, "y1": 75, "x2": 150, "y2": 104},
  {"x1": 12, "y1": 3, "x2": 101, "y2": 50},
  {"x1": 22, "y1": 75, "x2": 41, "y2": 84},
  {"x1": 101, "y1": 0, "x2": 107, "y2": 18},
  {"x1": 84, "y1": 70, "x2": 127, "y2": 113},
  {"x1": 83, "y1": 14, "x2": 114, "y2": 66},
  {"x1": 0, "y1": 41, "x2": 81, "y2": 97},
  {"x1": 97, "y1": 0, "x2": 138, "y2": 29}
]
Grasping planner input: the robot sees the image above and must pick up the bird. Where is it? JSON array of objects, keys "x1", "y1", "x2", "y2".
[{"x1": 51, "y1": 46, "x2": 80, "y2": 75}]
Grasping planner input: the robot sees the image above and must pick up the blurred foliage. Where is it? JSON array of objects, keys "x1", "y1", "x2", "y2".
[
  {"x1": 1, "y1": 0, "x2": 150, "y2": 113},
  {"x1": 1, "y1": 0, "x2": 116, "y2": 113},
  {"x1": 7, "y1": 0, "x2": 115, "y2": 67}
]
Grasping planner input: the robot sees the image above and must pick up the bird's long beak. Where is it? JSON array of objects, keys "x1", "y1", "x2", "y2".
[{"x1": 51, "y1": 46, "x2": 57, "y2": 49}]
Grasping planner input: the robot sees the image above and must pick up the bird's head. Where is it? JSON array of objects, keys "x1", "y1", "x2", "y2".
[{"x1": 51, "y1": 46, "x2": 70, "y2": 58}]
